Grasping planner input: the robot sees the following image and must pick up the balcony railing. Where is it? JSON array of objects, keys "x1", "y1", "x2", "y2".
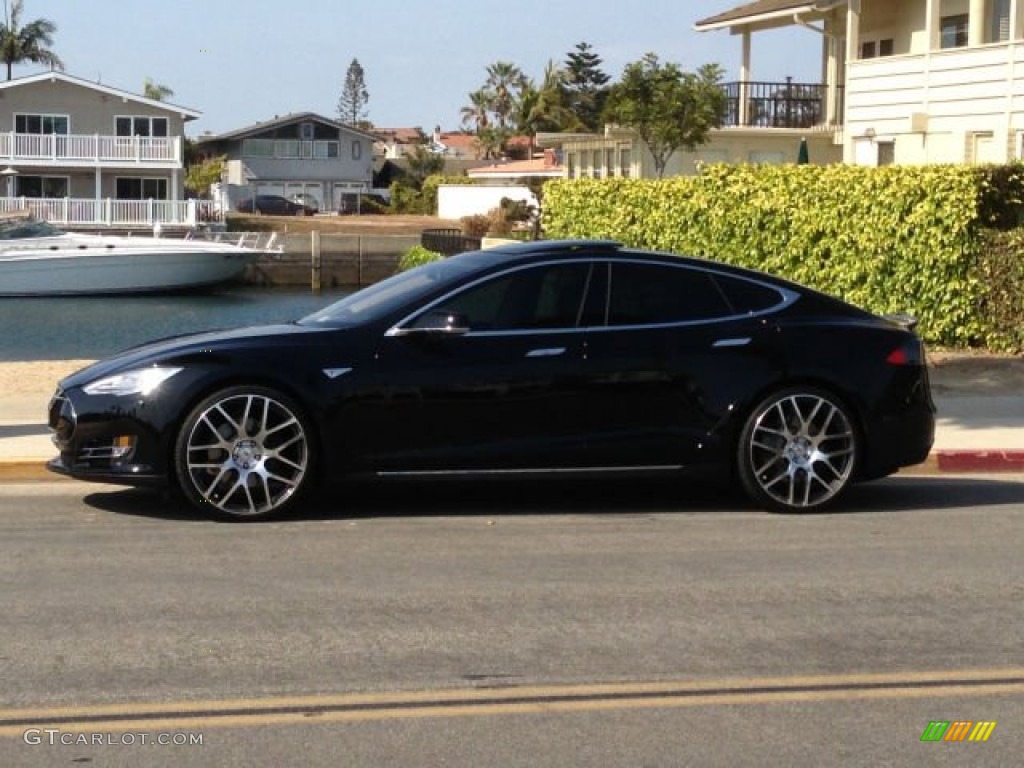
[
  {"x1": 0, "y1": 196, "x2": 217, "y2": 226},
  {"x1": 0, "y1": 133, "x2": 181, "y2": 164},
  {"x1": 720, "y1": 80, "x2": 844, "y2": 129}
]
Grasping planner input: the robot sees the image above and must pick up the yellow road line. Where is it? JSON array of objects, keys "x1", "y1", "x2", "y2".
[{"x1": 3, "y1": 668, "x2": 1023, "y2": 736}]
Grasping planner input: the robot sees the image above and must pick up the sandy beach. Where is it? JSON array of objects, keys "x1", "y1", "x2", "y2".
[{"x1": 0, "y1": 360, "x2": 95, "y2": 396}]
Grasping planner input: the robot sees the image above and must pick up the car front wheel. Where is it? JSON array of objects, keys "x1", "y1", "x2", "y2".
[
  {"x1": 737, "y1": 388, "x2": 857, "y2": 513},
  {"x1": 174, "y1": 386, "x2": 313, "y2": 519}
]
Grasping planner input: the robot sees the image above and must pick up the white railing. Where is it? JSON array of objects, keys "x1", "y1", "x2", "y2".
[
  {"x1": 0, "y1": 133, "x2": 180, "y2": 164},
  {"x1": 0, "y1": 196, "x2": 219, "y2": 226}
]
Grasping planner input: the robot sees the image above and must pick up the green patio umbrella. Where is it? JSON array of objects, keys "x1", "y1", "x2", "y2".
[{"x1": 797, "y1": 137, "x2": 809, "y2": 165}]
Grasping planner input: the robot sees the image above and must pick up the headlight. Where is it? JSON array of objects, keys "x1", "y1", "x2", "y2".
[{"x1": 82, "y1": 366, "x2": 183, "y2": 396}]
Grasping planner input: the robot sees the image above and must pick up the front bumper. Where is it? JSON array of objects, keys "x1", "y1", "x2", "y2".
[{"x1": 47, "y1": 387, "x2": 173, "y2": 487}]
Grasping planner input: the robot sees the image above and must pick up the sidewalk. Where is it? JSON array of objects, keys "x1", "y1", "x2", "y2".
[{"x1": 1, "y1": 355, "x2": 1021, "y2": 481}]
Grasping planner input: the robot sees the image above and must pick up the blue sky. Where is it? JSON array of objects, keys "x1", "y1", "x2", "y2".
[{"x1": 24, "y1": 0, "x2": 820, "y2": 136}]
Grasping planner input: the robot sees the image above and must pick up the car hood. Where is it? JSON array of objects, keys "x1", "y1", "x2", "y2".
[{"x1": 60, "y1": 323, "x2": 331, "y2": 390}]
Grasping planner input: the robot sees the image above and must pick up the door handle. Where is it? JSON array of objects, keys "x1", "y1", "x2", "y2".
[{"x1": 526, "y1": 347, "x2": 566, "y2": 358}]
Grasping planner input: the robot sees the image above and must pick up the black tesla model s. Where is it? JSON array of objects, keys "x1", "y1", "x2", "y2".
[{"x1": 48, "y1": 240, "x2": 935, "y2": 519}]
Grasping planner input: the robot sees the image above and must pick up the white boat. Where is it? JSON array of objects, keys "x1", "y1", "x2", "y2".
[{"x1": 0, "y1": 215, "x2": 278, "y2": 296}]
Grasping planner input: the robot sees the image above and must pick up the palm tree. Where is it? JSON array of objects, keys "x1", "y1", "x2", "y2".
[
  {"x1": 485, "y1": 61, "x2": 527, "y2": 130},
  {"x1": 460, "y1": 89, "x2": 491, "y2": 132},
  {"x1": 143, "y1": 77, "x2": 174, "y2": 102},
  {"x1": 0, "y1": 0, "x2": 63, "y2": 81}
]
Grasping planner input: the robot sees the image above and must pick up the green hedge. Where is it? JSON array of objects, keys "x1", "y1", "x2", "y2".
[
  {"x1": 398, "y1": 244, "x2": 443, "y2": 272},
  {"x1": 542, "y1": 164, "x2": 1024, "y2": 351}
]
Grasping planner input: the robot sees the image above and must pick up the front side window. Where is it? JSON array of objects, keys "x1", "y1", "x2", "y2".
[
  {"x1": 608, "y1": 263, "x2": 732, "y2": 326},
  {"x1": 352, "y1": 141, "x2": 363, "y2": 160},
  {"x1": 430, "y1": 263, "x2": 591, "y2": 332}
]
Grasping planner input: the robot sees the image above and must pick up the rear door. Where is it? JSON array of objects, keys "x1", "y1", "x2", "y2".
[{"x1": 581, "y1": 260, "x2": 779, "y2": 467}]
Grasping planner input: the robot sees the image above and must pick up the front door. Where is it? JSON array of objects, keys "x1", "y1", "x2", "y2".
[{"x1": 350, "y1": 262, "x2": 594, "y2": 471}]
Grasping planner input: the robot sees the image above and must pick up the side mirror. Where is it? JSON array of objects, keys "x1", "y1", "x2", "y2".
[{"x1": 396, "y1": 310, "x2": 470, "y2": 336}]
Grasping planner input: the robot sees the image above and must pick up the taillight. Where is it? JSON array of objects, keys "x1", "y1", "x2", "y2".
[{"x1": 886, "y1": 340, "x2": 923, "y2": 366}]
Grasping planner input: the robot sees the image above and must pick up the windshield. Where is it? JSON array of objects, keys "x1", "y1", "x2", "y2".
[
  {"x1": 0, "y1": 217, "x2": 64, "y2": 239},
  {"x1": 299, "y1": 252, "x2": 492, "y2": 327}
]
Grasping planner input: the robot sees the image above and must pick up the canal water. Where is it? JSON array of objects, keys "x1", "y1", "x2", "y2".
[{"x1": 0, "y1": 286, "x2": 351, "y2": 361}]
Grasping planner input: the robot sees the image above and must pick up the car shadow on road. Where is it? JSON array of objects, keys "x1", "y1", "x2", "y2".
[{"x1": 81, "y1": 473, "x2": 1024, "y2": 523}]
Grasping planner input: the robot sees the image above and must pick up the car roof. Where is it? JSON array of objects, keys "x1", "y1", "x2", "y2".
[{"x1": 463, "y1": 239, "x2": 789, "y2": 287}]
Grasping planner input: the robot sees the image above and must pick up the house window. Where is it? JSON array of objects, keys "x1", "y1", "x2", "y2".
[
  {"x1": 15, "y1": 175, "x2": 68, "y2": 197},
  {"x1": 242, "y1": 139, "x2": 274, "y2": 157},
  {"x1": 861, "y1": 38, "x2": 894, "y2": 59},
  {"x1": 275, "y1": 140, "x2": 300, "y2": 158},
  {"x1": 14, "y1": 114, "x2": 69, "y2": 134},
  {"x1": 877, "y1": 141, "x2": 895, "y2": 166},
  {"x1": 351, "y1": 141, "x2": 362, "y2": 160},
  {"x1": 115, "y1": 116, "x2": 169, "y2": 137},
  {"x1": 313, "y1": 141, "x2": 339, "y2": 159},
  {"x1": 619, "y1": 147, "x2": 631, "y2": 177},
  {"x1": 991, "y1": 0, "x2": 1011, "y2": 41},
  {"x1": 941, "y1": 14, "x2": 969, "y2": 48},
  {"x1": 300, "y1": 122, "x2": 314, "y2": 140},
  {"x1": 605, "y1": 148, "x2": 615, "y2": 176},
  {"x1": 566, "y1": 151, "x2": 576, "y2": 178},
  {"x1": 115, "y1": 177, "x2": 168, "y2": 200}
]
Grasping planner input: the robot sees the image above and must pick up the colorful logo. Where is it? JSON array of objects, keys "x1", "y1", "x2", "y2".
[{"x1": 920, "y1": 721, "x2": 996, "y2": 742}]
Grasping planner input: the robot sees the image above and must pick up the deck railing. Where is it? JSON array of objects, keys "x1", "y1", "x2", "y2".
[
  {"x1": 0, "y1": 196, "x2": 218, "y2": 226},
  {"x1": 720, "y1": 80, "x2": 844, "y2": 129},
  {"x1": 0, "y1": 133, "x2": 180, "y2": 164}
]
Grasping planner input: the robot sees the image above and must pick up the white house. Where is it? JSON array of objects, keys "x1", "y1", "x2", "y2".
[
  {"x1": 695, "y1": 0, "x2": 1024, "y2": 166},
  {"x1": 0, "y1": 71, "x2": 201, "y2": 225}
]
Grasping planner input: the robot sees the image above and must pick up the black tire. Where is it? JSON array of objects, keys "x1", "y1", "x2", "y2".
[
  {"x1": 174, "y1": 385, "x2": 313, "y2": 520},
  {"x1": 737, "y1": 387, "x2": 858, "y2": 513}
]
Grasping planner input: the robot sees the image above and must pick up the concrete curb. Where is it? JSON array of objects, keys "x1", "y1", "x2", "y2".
[
  {"x1": 0, "y1": 452, "x2": 1020, "y2": 484},
  {"x1": 0, "y1": 459, "x2": 58, "y2": 482}
]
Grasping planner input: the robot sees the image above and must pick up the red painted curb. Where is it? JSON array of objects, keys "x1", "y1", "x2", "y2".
[{"x1": 935, "y1": 450, "x2": 1024, "y2": 473}]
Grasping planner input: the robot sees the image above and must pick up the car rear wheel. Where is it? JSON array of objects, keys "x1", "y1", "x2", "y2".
[
  {"x1": 737, "y1": 388, "x2": 857, "y2": 513},
  {"x1": 174, "y1": 386, "x2": 312, "y2": 519}
]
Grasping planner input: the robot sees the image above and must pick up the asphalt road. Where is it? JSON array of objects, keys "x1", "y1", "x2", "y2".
[{"x1": 2, "y1": 474, "x2": 1023, "y2": 766}]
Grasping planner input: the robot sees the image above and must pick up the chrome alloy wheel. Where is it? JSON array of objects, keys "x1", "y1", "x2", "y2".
[
  {"x1": 746, "y1": 392, "x2": 856, "y2": 510},
  {"x1": 183, "y1": 392, "x2": 308, "y2": 516}
]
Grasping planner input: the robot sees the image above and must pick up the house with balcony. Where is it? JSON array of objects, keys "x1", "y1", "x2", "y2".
[
  {"x1": 0, "y1": 71, "x2": 200, "y2": 225},
  {"x1": 195, "y1": 113, "x2": 375, "y2": 213},
  {"x1": 695, "y1": 0, "x2": 1024, "y2": 166}
]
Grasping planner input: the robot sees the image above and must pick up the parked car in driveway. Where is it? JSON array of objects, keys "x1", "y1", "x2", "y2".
[
  {"x1": 47, "y1": 240, "x2": 935, "y2": 519},
  {"x1": 289, "y1": 193, "x2": 320, "y2": 213},
  {"x1": 237, "y1": 195, "x2": 315, "y2": 216}
]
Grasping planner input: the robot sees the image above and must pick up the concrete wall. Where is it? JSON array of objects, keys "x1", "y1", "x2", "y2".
[{"x1": 243, "y1": 233, "x2": 417, "y2": 288}]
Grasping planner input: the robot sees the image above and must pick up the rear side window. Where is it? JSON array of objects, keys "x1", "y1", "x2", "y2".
[
  {"x1": 608, "y1": 263, "x2": 732, "y2": 325},
  {"x1": 713, "y1": 274, "x2": 786, "y2": 314}
]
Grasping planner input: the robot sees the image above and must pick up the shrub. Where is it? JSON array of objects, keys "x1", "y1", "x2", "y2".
[
  {"x1": 460, "y1": 214, "x2": 490, "y2": 238},
  {"x1": 975, "y1": 229, "x2": 1024, "y2": 352},
  {"x1": 398, "y1": 244, "x2": 444, "y2": 272},
  {"x1": 541, "y1": 164, "x2": 1024, "y2": 349}
]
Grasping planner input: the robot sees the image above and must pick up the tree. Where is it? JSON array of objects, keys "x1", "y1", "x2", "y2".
[
  {"x1": 484, "y1": 60, "x2": 527, "y2": 130},
  {"x1": 603, "y1": 54, "x2": 726, "y2": 178},
  {"x1": 0, "y1": 0, "x2": 62, "y2": 81},
  {"x1": 143, "y1": 77, "x2": 174, "y2": 102},
  {"x1": 460, "y1": 88, "x2": 492, "y2": 132},
  {"x1": 404, "y1": 143, "x2": 444, "y2": 186},
  {"x1": 185, "y1": 155, "x2": 225, "y2": 197},
  {"x1": 563, "y1": 42, "x2": 610, "y2": 132},
  {"x1": 337, "y1": 58, "x2": 370, "y2": 127}
]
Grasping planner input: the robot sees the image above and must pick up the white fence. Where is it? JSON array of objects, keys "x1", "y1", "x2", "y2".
[
  {"x1": 0, "y1": 133, "x2": 179, "y2": 163},
  {"x1": 0, "y1": 197, "x2": 218, "y2": 226}
]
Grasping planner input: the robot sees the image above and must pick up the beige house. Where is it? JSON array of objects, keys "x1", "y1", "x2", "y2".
[
  {"x1": 695, "y1": 0, "x2": 1024, "y2": 166},
  {"x1": 196, "y1": 113, "x2": 375, "y2": 212},
  {"x1": 0, "y1": 71, "x2": 200, "y2": 224}
]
